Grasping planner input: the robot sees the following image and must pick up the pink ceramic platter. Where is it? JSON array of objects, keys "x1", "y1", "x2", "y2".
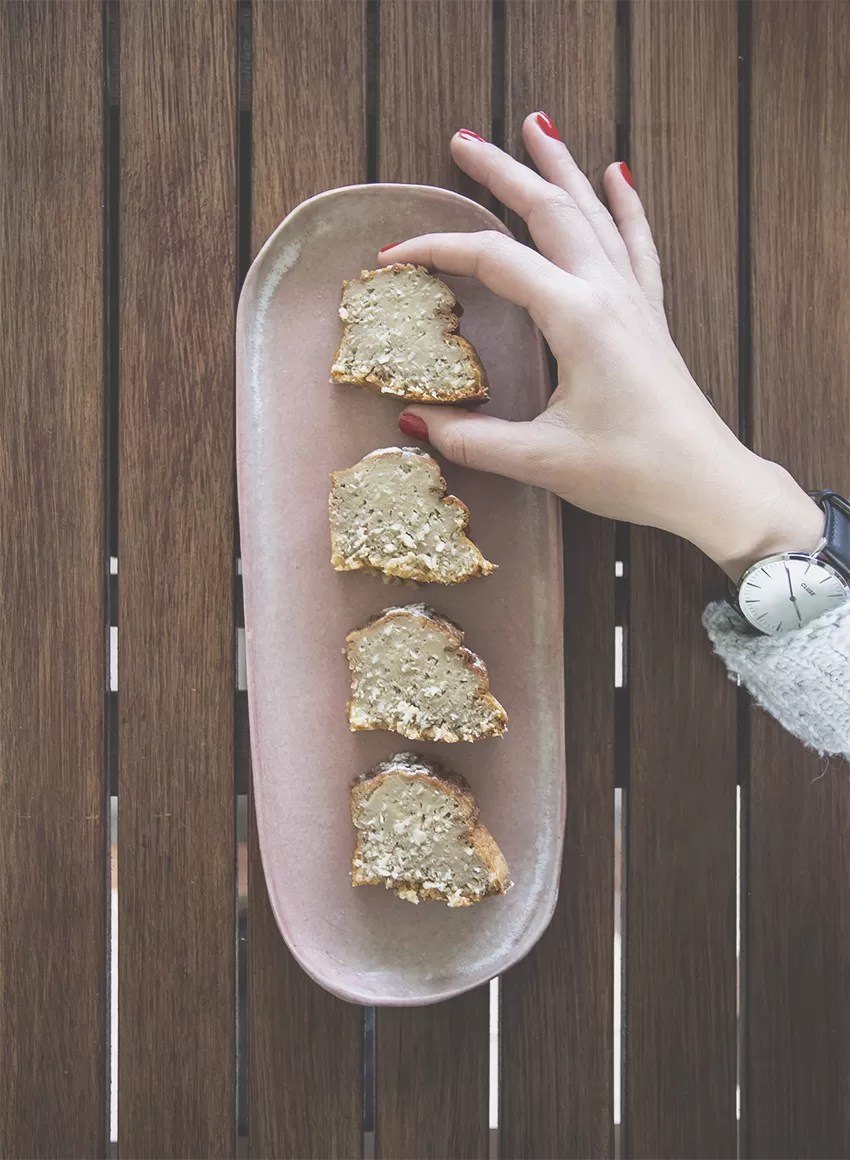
[{"x1": 236, "y1": 183, "x2": 565, "y2": 1006}]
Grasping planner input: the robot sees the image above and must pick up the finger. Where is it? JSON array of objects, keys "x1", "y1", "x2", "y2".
[
  {"x1": 448, "y1": 131, "x2": 606, "y2": 277},
  {"x1": 377, "y1": 230, "x2": 576, "y2": 332},
  {"x1": 398, "y1": 405, "x2": 569, "y2": 491},
  {"x1": 603, "y1": 161, "x2": 667, "y2": 320},
  {"x1": 523, "y1": 111, "x2": 635, "y2": 279}
]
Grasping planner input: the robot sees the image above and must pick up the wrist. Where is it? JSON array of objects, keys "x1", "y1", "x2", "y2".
[{"x1": 700, "y1": 454, "x2": 825, "y2": 582}]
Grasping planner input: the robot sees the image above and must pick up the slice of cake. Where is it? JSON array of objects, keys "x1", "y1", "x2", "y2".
[
  {"x1": 345, "y1": 604, "x2": 507, "y2": 742},
  {"x1": 330, "y1": 264, "x2": 489, "y2": 403},
  {"x1": 329, "y1": 447, "x2": 496, "y2": 583},
  {"x1": 350, "y1": 753, "x2": 511, "y2": 906}
]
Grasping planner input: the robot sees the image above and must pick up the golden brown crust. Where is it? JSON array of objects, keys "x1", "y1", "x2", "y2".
[
  {"x1": 328, "y1": 448, "x2": 496, "y2": 583},
  {"x1": 330, "y1": 264, "x2": 489, "y2": 404},
  {"x1": 350, "y1": 754, "x2": 511, "y2": 904},
  {"x1": 344, "y1": 605, "x2": 508, "y2": 742}
]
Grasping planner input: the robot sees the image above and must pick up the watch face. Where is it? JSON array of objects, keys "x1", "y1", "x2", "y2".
[{"x1": 738, "y1": 554, "x2": 850, "y2": 635}]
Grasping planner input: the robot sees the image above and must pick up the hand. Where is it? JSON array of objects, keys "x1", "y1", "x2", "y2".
[{"x1": 379, "y1": 114, "x2": 823, "y2": 580}]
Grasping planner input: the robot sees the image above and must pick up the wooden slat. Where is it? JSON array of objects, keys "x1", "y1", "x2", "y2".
[
  {"x1": 374, "y1": 4, "x2": 492, "y2": 1157},
  {"x1": 0, "y1": 4, "x2": 106, "y2": 1156},
  {"x1": 118, "y1": 3, "x2": 236, "y2": 1155},
  {"x1": 377, "y1": 998, "x2": 489, "y2": 1160},
  {"x1": 379, "y1": 0, "x2": 492, "y2": 195},
  {"x1": 500, "y1": 4, "x2": 617, "y2": 1156},
  {"x1": 248, "y1": 4, "x2": 366, "y2": 1157},
  {"x1": 747, "y1": 4, "x2": 850, "y2": 1154},
  {"x1": 627, "y1": 4, "x2": 739, "y2": 1156}
]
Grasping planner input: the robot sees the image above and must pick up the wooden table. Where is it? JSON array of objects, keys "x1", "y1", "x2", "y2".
[{"x1": 2, "y1": 2, "x2": 848, "y2": 1157}]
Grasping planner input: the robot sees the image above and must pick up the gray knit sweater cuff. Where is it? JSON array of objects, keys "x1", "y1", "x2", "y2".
[{"x1": 703, "y1": 601, "x2": 850, "y2": 759}]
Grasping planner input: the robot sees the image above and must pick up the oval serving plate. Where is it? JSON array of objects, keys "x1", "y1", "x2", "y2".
[{"x1": 236, "y1": 183, "x2": 565, "y2": 1006}]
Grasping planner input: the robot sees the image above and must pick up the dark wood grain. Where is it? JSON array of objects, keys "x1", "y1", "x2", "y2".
[
  {"x1": 501, "y1": 512, "x2": 615, "y2": 1160},
  {"x1": 379, "y1": 0, "x2": 492, "y2": 197},
  {"x1": 627, "y1": 4, "x2": 739, "y2": 1156},
  {"x1": 500, "y1": 5, "x2": 617, "y2": 1156},
  {"x1": 0, "y1": 4, "x2": 107, "y2": 1156},
  {"x1": 248, "y1": 4, "x2": 366, "y2": 1157},
  {"x1": 118, "y1": 4, "x2": 236, "y2": 1155},
  {"x1": 374, "y1": 4, "x2": 492, "y2": 1157},
  {"x1": 747, "y1": 4, "x2": 850, "y2": 1154},
  {"x1": 376, "y1": 997, "x2": 489, "y2": 1160}
]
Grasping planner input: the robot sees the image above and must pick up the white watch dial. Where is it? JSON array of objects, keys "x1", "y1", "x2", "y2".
[{"x1": 738, "y1": 554, "x2": 849, "y2": 635}]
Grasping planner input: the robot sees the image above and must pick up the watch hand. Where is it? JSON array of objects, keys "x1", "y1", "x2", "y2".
[{"x1": 784, "y1": 561, "x2": 803, "y2": 625}]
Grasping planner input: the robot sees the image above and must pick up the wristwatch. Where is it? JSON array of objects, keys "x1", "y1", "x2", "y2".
[{"x1": 731, "y1": 489, "x2": 850, "y2": 635}]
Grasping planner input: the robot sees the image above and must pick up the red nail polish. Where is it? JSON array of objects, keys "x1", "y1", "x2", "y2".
[
  {"x1": 536, "y1": 111, "x2": 561, "y2": 141},
  {"x1": 379, "y1": 242, "x2": 401, "y2": 253},
  {"x1": 398, "y1": 412, "x2": 429, "y2": 442},
  {"x1": 457, "y1": 128, "x2": 486, "y2": 143},
  {"x1": 619, "y1": 161, "x2": 635, "y2": 189}
]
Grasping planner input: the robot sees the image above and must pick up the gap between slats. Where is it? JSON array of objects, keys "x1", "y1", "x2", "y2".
[
  {"x1": 236, "y1": 0, "x2": 252, "y2": 1145},
  {"x1": 736, "y1": 1, "x2": 753, "y2": 1150},
  {"x1": 364, "y1": 6, "x2": 380, "y2": 1154},
  {"x1": 614, "y1": 3, "x2": 631, "y2": 1151},
  {"x1": 103, "y1": 0, "x2": 120, "y2": 1145},
  {"x1": 490, "y1": 6, "x2": 506, "y2": 1154}
]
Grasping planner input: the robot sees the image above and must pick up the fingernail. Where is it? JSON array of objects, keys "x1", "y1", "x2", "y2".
[
  {"x1": 536, "y1": 111, "x2": 561, "y2": 141},
  {"x1": 379, "y1": 242, "x2": 401, "y2": 253},
  {"x1": 619, "y1": 161, "x2": 635, "y2": 189},
  {"x1": 398, "y1": 412, "x2": 429, "y2": 442},
  {"x1": 457, "y1": 128, "x2": 486, "y2": 143}
]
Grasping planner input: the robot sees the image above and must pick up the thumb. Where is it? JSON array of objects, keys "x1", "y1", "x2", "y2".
[{"x1": 398, "y1": 406, "x2": 555, "y2": 489}]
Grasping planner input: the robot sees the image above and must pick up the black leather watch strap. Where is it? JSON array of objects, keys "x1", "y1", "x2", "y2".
[{"x1": 808, "y1": 489, "x2": 850, "y2": 577}]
